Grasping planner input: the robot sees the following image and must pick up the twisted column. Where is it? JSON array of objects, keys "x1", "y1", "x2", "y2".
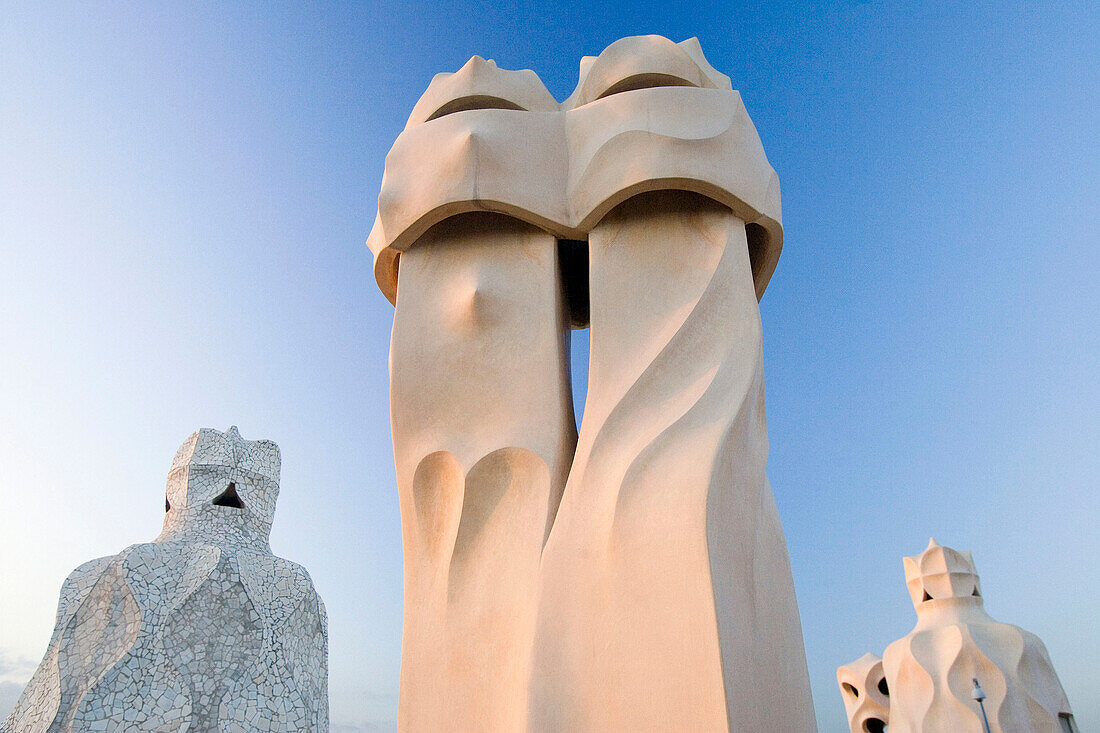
[{"x1": 529, "y1": 191, "x2": 812, "y2": 731}]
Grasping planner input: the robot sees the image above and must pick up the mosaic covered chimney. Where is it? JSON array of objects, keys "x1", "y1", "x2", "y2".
[{"x1": 3, "y1": 427, "x2": 329, "y2": 732}]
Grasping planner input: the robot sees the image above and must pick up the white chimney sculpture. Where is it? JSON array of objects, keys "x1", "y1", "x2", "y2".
[
  {"x1": 3, "y1": 427, "x2": 329, "y2": 732},
  {"x1": 367, "y1": 34, "x2": 815, "y2": 732},
  {"x1": 838, "y1": 538, "x2": 1077, "y2": 733}
]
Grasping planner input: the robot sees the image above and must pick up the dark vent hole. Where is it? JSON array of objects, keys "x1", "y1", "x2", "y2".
[
  {"x1": 213, "y1": 482, "x2": 245, "y2": 509},
  {"x1": 972, "y1": 587, "x2": 981, "y2": 597},
  {"x1": 558, "y1": 239, "x2": 589, "y2": 329},
  {"x1": 865, "y1": 718, "x2": 886, "y2": 733},
  {"x1": 165, "y1": 496, "x2": 171, "y2": 513},
  {"x1": 922, "y1": 590, "x2": 932, "y2": 602},
  {"x1": 842, "y1": 682, "x2": 859, "y2": 699},
  {"x1": 878, "y1": 677, "x2": 889, "y2": 696},
  {"x1": 559, "y1": 238, "x2": 591, "y2": 434}
]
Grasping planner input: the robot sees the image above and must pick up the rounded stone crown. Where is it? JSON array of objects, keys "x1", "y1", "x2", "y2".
[
  {"x1": 563, "y1": 35, "x2": 730, "y2": 109},
  {"x1": 366, "y1": 35, "x2": 783, "y2": 306},
  {"x1": 836, "y1": 652, "x2": 890, "y2": 732},
  {"x1": 405, "y1": 55, "x2": 559, "y2": 128}
]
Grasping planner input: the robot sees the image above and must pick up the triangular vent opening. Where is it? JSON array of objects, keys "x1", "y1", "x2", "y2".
[
  {"x1": 165, "y1": 496, "x2": 171, "y2": 513},
  {"x1": 922, "y1": 590, "x2": 932, "y2": 602},
  {"x1": 213, "y1": 482, "x2": 245, "y2": 509}
]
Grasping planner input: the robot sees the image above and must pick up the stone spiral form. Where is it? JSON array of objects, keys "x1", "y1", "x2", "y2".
[
  {"x1": 528, "y1": 191, "x2": 813, "y2": 731},
  {"x1": 3, "y1": 427, "x2": 329, "y2": 733},
  {"x1": 369, "y1": 35, "x2": 814, "y2": 731}
]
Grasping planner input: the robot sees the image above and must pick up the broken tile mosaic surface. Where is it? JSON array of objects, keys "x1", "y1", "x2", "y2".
[{"x1": 2, "y1": 426, "x2": 329, "y2": 732}]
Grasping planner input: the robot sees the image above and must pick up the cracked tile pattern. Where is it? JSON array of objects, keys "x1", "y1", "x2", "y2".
[{"x1": 3, "y1": 427, "x2": 329, "y2": 732}]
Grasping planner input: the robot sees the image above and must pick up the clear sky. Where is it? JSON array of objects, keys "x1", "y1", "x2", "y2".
[{"x1": 1, "y1": 2, "x2": 1096, "y2": 731}]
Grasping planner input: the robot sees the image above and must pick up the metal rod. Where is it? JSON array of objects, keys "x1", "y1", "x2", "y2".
[
  {"x1": 972, "y1": 678, "x2": 993, "y2": 733},
  {"x1": 977, "y1": 698, "x2": 992, "y2": 733}
]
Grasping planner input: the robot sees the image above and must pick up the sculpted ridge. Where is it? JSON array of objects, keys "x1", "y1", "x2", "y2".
[{"x1": 366, "y1": 35, "x2": 782, "y2": 304}]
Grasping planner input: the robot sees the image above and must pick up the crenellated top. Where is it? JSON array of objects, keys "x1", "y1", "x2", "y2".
[
  {"x1": 169, "y1": 425, "x2": 281, "y2": 482},
  {"x1": 366, "y1": 35, "x2": 783, "y2": 306},
  {"x1": 902, "y1": 536, "x2": 984, "y2": 611}
]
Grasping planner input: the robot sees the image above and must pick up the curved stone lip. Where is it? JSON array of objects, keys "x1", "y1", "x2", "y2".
[
  {"x1": 367, "y1": 36, "x2": 783, "y2": 305},
  {"x1": 366, "y1": 166, "x2": 782, "y2": 307}
]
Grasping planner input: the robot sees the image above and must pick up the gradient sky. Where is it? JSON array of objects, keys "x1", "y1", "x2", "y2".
[{"x1": 1, "y1": 2, "x2": 1097, "y2": 731}]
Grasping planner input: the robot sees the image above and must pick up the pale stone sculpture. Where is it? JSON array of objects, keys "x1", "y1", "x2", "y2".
[
  {"x1": 838, "y1": 539, "x2": 1077, "y2": 733},
  {"x1": 3, "y1": 427, "x2": 329, "y2": 732},
  {"x1": 390, "y1": 217, "x2": 577, "y2": 732},
  {"x1": 836, "y1": 653, "x2": 889, "y2": 733},
  {"x1": 368, "y1": 35, "x2": 814, "y2": 731}
]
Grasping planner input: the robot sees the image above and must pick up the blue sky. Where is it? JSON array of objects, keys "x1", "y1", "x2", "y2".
[{"x1": 1, "y1": 2, "x2": 1097, "y2": 730}]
